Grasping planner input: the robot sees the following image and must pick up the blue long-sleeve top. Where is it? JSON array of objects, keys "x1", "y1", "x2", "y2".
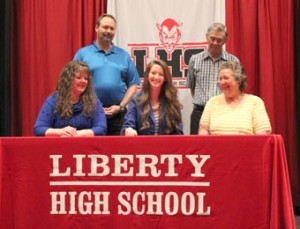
[
  {"x1": 34, "y1": 94, "x2": 107, "y2": 136},
  {"x1": 121, "y1": 93, "x2": 183, "y2": 135}
]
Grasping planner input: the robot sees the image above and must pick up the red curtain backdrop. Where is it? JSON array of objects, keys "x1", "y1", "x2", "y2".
[
  {"x1": 226, "y1": 0, "x2": 298, "y2": 205},
  {"x1": 10, "y1": 0, "x2": 107, "y2": 136}
]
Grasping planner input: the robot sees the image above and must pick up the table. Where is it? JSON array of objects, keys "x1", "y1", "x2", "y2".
[{"x1": 0, "y1": 135, "x2": 296, "y2": 228}]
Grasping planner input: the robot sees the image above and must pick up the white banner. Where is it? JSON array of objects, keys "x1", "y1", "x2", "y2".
[{"x1": 108, "y1": 0, "x2": 225, "y2": 134}]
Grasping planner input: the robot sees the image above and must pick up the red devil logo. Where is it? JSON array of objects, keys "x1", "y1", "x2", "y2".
[{"x1": 156, "y1": 18, "x2": 183, "y2": 53}]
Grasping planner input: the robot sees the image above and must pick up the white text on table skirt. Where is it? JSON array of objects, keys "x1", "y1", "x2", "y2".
[{"x1": 50, "y1": 191, "x2": 211, "y2": 216}]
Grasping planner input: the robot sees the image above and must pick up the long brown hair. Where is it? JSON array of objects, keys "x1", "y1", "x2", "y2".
[
  {"x1": 138, "y1": 59, "x2": 182, "y2": 133},
  {"x1": 55, "y1": 61, "x2": 97, "y2": 118}
]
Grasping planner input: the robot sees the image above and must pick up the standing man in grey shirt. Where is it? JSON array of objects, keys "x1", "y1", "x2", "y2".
[{"x1": 186, "y1": 22, "x2": 239, "y2": 134}]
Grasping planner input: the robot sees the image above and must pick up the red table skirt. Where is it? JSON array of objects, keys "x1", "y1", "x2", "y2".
[{"x1": 0, "y1": 135, "x2": 296, "y2": 229}]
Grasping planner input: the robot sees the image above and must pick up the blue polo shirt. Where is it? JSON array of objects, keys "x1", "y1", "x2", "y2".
[{"x1": 74, "y1": 42, "x2": 140, "y2": 106}]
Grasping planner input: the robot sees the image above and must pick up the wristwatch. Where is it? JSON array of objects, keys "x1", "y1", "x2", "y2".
[{"x1": 119, "y1": 105, "x2": 126, "y2": 113}]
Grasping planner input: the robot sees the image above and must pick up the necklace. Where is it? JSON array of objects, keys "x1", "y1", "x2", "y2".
[{"x1": 152, "y1": 103, "x2": 160, "y2": 112}]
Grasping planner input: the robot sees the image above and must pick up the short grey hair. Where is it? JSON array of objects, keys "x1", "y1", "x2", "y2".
[
  {"x1": 219, "y1": 61, "x2": 247, "y2": 92},
  {"x1": 206, "y1": 22, "x2": 228, "y2": 40}
]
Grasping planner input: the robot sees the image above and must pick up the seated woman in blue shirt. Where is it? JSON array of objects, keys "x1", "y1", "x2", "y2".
[
  {"x1": 121, "y1": 59, "x2": 183, "y2": 135},
  {"x1": 34, "y1": 61, "x2": 107, "y2": 136}
]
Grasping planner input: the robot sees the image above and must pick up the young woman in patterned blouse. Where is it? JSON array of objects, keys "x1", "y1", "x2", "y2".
[{"x1": 121, "y1": 59, "x2": 183, "y2": 135}]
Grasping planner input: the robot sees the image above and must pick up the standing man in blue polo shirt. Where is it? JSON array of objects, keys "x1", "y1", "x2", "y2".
[{"x1": 74, "y1": 14, "x2": 140, "y2": 135}]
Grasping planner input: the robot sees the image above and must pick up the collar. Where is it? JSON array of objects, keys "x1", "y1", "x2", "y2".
[
  {"x1": 93, "y1": 41, "x2": 117, "y2": 54},
  {"x1": 203, "y1": 48, "x2": 228, "y2": 61}
]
